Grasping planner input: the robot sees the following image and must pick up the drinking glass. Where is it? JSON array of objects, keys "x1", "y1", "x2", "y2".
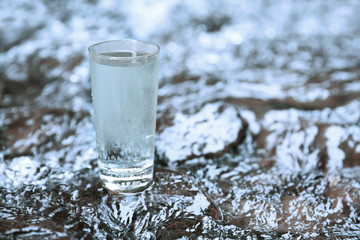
[{"x1": 88, "y1": 39, "x2": 159, "y2": 192}]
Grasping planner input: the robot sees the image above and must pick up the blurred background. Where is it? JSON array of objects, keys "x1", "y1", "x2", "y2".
[
  {"x1": 1, "y1": 0, "x2": 359, "y2": 111},
  {"x1": 1, "y1": 0, "x2": 360, "y2": 238}
]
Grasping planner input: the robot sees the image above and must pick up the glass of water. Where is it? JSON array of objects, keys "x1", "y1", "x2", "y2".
[{"x1": 88, "y1": 39, "x2": 159, "y2": 192}]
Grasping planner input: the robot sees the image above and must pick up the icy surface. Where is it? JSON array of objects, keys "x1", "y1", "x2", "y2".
[
  {"x1": 1, "y1": 0, "x2": 360, "y2": 238},
  {"x1": 156, "y1": 103, "x2": 245, "y2": 164}
]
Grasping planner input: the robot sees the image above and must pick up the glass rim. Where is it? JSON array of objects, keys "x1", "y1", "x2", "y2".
[{"x1": 88, "y1": 39, "x2": 160, "y2": 60}]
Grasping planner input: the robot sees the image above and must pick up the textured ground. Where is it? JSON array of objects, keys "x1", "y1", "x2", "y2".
[{"x1": 1, "y1": 0, "x2": 360, "y2": 239}]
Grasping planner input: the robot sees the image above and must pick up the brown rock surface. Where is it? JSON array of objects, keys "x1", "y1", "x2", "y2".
[
  {"x1": 156, "y1": 102, "x2": 247, "y2": 165},
  {"x1": 1, "y1": 0, "x2": 360, "y2": 238}
]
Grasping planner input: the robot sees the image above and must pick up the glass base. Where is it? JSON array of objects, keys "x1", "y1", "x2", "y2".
[{"x1": 99, "y1": 166, "x2": 153, "y2": 193}]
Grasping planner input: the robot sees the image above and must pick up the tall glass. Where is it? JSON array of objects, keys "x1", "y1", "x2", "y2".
[{"x1": 88, "y1": 40, "x2": 159, "y2": 192}]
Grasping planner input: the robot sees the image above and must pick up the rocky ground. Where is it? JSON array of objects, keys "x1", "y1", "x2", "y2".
[{"x1": 1, "y1": 0, "x2": 360, "y2": 239}]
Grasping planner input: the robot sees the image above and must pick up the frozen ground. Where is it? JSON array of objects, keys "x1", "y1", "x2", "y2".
[{"x1": 1, "y1": 0, "x2": 360, "y2": 238}]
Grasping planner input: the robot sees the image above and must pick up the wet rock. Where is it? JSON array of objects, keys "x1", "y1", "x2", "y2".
[
  {"x1": 100, "y1": 169, "x2": 222, "y2": 238},
  {"x1": 1, "y1": 0, "x2": 360, "y2": 238},
  {"x1": 0, "y1": 108, "x2": 95, "y2": 161},
  {"x1": 156, "y1": 103, "x2": 247, "y2": 165},
  {"x1": 0, "y1": 108, "x2": 96, "y2": 188},
  {"x1": 0, "y1": 1, "x2": 46, "y2": 52},
  {"x1": 215, "y1": 168, "x2": 360, "y2": 237},
  {"x1": 0, "y1": 168, "x2": 223, "y2": 239},
  {"x1": 257, "y1": 104, "x2": 360, "y2": 172}
]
